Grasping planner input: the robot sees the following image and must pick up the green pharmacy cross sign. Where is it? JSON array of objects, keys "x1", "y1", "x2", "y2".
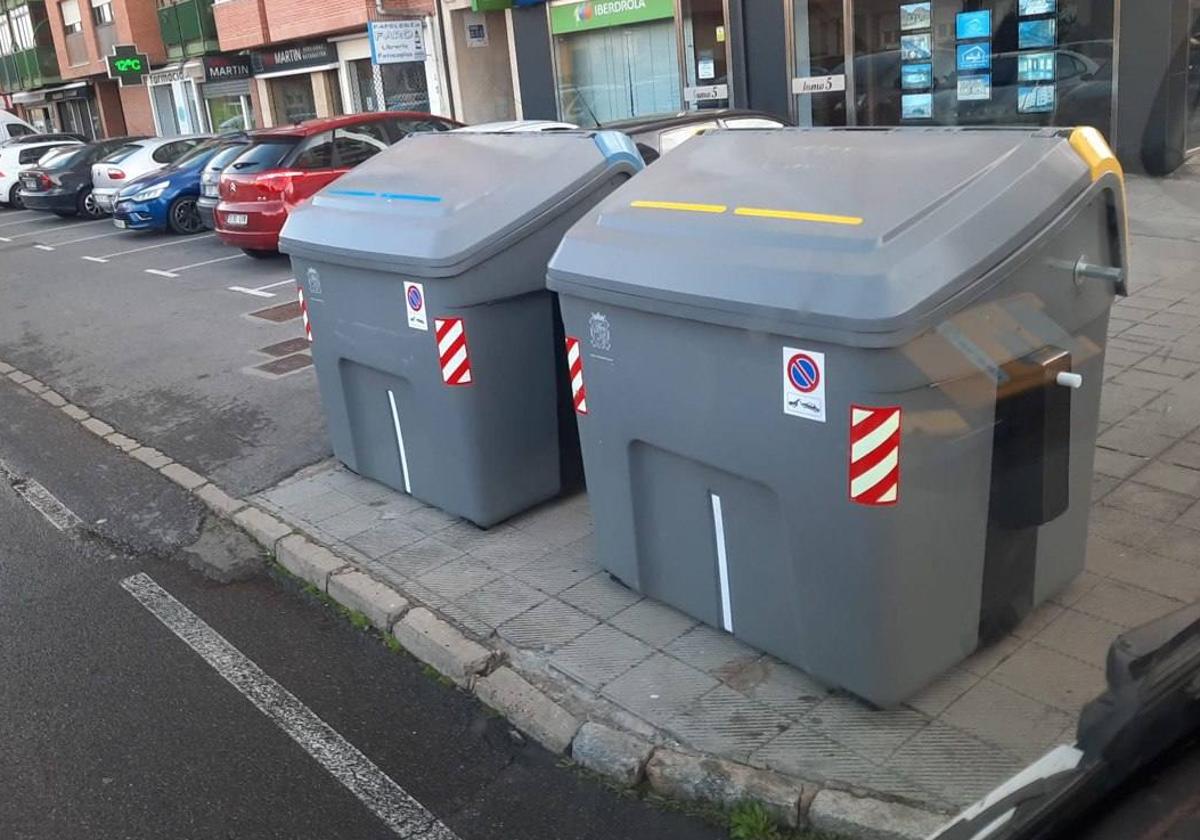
[{"x1": 106, "y1": 44, "x2": 150, "y2": 87}]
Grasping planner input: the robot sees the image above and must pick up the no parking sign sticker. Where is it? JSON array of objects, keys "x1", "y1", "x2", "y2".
[
  {"x1": 783, "y1": 347, "x2": 826, "y2": 422},
  {"x1": 404, "y1": 281, "x2": 427, "y2": 331}
]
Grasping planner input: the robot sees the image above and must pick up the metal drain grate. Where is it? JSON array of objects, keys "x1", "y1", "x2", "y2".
[
  {"x1": 254, "y1": 353, "x2": 313, "y2": 376},
  {"x1": 258, "y1": 337, "x2": 311, "y2": 357},
  {"x1": 248, "y1": 302, "x2": 302, "y2": 323}
]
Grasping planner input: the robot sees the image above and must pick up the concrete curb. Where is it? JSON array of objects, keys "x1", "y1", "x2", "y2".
[{"x1": 0, "y1": 361, "x2": 954, "y2": 840}]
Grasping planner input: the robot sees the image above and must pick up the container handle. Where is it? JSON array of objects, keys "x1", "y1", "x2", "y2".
[{"x1": 1074, "y1": 257, "x2": 1127, "y2": 297}]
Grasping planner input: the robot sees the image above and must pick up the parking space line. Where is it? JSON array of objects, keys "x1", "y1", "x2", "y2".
[
  {"x1": 0, "y1": 214, "x2": 52, "y2": 229},
  {"x1": 35, "y1": 230, "x2": 128, "y2": 250},
  {"x1": 169, "y1": 253, "x2": 247, "y2": 273},
  {"x1": 121, "y1": 573, "x2": 461, "y2": 840},
  {"x1": 228, "y1": 277, "x2": 295, "y2": 298},
  {"x1": 0, "y1": 219, "x2": 109, "y2": 241},
  {"x1": 145, "y1": 269, "x2": 178, "y2": 278},
  {"x1": 83, "y1": 233, "x2": 215, "y2": 262}
]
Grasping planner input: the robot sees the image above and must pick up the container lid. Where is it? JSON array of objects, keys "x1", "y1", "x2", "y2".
[
  {"x1": 279, "y1": 130, "x2": 643, "y2": 276},
  {"x1": 547, "y1": 127, "x2": 1106, "y2": 346}
]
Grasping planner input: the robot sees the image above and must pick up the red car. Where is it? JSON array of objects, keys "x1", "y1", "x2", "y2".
[{"x1": 214, "y1": 112, "x2": 460, "y2": 256}]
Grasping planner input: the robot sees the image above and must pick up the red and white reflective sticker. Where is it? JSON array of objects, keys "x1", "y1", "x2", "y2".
[
  {"x1": 297, "y1": 285, "x2": 312, "y2": 342},
  {"x1": 565, "y1": 336, "x2": 587, "y2": 415},
  {"x1": 848, "y1": 405, "x2": 901, "y2": 506},
  {"x1": 435, "y1": 317, "x2": 472, "y2": 386}
]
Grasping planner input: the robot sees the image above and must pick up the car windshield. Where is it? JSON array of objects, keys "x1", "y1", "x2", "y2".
[
  {"x1": 205, "y1": 143, "x2": 249, "y2": 172},
  {"x1": 170, "y1": 138, "x2": 227, "y2": 169},
  {"x1": 38, "y1": 146, "x2": 88, "y2": 168},
  {"x1": 100, "y1": 144, "x2": 143, "y2": 165},
  {"x1": 227, "y1": 139, "x2": 299, "y2": 173}
]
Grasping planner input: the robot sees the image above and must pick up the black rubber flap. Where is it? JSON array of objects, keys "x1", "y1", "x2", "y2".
[{"x1": 547, "y1": 127, "x2": 1094, "y2": 346}]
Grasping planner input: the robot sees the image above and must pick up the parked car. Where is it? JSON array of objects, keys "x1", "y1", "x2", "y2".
[
  {"x1": 91, "y1": 135, "x2": 208, "y2": 214},
  {"x1": 215, "y1": 112, "x2": 460, "y2": 257},
  {"x1": 112, "y1": 135, "x2": 248, "y2": 235},
  {"x1": 454, "y1": 120, "x2": 579, "y2": 133},
  {"x1": 0, "y1": 138, "x2": 83, "y2": 209},
  {"x1": 602, "y1": 109, "x2": 789, "y2": 163},
  {"x1": 197, "y1": 137, "x2": 253, "y2": 231},
  {"x1": 0, "y1": 109, "x2": 37, "y2": 142},
  {"x1": 0, "y1": 132, "x2": 86, "y2": 148},
  {"x1": 19, "y1": 136, "x2": 146, "y2": 218}
]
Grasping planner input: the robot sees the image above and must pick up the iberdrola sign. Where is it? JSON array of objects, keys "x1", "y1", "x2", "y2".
[{"x1": 550, "y1": 0, "x2": 675, "y2": 34}]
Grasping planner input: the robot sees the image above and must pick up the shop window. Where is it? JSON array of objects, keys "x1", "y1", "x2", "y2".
[
  {"x1": 1189, "y1": 0, "x2": 1200, "y2": 148},
  {"x1": 792, "y1": 0, "x2": 848, "y2": 126},
  {"x1": 680, "y1": 0, "x2": 729, "y2": 109},
  {"x1": 292, "y1": 131, "x2": 335, "y2": 170},
  {"x1": 333, "y1": 124, "x2": 389, "y2": 168},
  {"x1": 207, "y1": 95, "x2": 250, "y2": 132},
  {"x1": 349, "y1": 59, "x2": 431, "y2": 114},
  {"x1": 271, "y1": 76, "x2": 318, "y2": 125}
]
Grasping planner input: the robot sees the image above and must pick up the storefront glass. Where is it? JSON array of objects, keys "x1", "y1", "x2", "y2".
[
  {"x1": 348, "y1": 58, "x2": 431, "y2": 113},
  {"x1": 207, "y1": 95, "x2": 254, "y2": 131},
  {"x1": 551, "y1": 0, "x2": 681, "y2": 126},
  {"x1": 1189, "y1": 0, "x2": 1200, "y2": 149},
  {"x1": 792, "y1": 0, "x2": 848, "y2": 125},
  {"x1": 150, "y1": 79, "x2": 206, "y2": 136},
  {"x1": 791, "y1": 0, "x2": 1116, "y2": 138},
  {"x1": 56, "y1": 97, "x2": 98, "y2": 139},
  {"x1": 681, "y1": 0, "x2": 730, "y2": 109},
  {"x1": 270, "y1": 75, "x2": 318, "y2": 124}
]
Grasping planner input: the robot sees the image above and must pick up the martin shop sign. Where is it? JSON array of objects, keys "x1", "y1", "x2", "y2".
[
  {"x1": 203, "y1": 55, "x2": 253, "y2": 84},
  {"x1": 550, "y1": 0, "x2": 674, "y2": 34},
  {"x1": 251, "y1": 42, "x2": 338, "y2": 75}
]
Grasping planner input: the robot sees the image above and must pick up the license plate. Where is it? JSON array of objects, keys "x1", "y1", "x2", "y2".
[
  {"x1": 22, "y1": 178, "x2": 37, "y2": 190},
  {"x1": 114, "y1": 219, "x2": 127, "y2": 229},
  {"x1": 225, "y1": 213, "x2": 249, "y2": 227},
  {"x1": 202, "y1": 184, "x2": 218, "y2": 197}
]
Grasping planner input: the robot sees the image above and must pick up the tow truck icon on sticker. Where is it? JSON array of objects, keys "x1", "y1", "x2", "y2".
[{"x1": 783, "y1": 347, "x2": 826, "y2": 422}]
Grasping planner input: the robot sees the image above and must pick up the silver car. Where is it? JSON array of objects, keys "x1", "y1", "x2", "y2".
[{"x1": 91, "y1": 135, "x2": 208, "y2": 213}]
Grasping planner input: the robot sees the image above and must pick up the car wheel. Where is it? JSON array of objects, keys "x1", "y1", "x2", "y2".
[
  {"x1": 241, "y1": 248, "x2": 279, "y2": 259},
  {"x1": 53, "y1": 210, "x2": 77, "y2": 218},
  {"x1": 168, "y1": 196, "x2": 204, "y2": 235},
  {"x1": 78, "y1": 187, "x2": 105, "y2": 219},
  {"x1": 8, "y1": 184, "x2": 23, "y2": 209}
]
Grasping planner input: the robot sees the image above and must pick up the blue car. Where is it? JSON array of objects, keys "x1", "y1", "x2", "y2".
[{"x1": 113, "y1": 135, "x2": 247, "y2": 235}]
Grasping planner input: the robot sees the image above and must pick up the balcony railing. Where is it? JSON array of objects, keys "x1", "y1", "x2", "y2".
[
  {"x1": 64, "y1": 29, "x2": 88, "y2": 66},
  {"x1": 157, "y1": 0, "x2": 219, "y2": 59},
  {"x1": 0, "y1": 44, "x2": 61, "y2": 92}
]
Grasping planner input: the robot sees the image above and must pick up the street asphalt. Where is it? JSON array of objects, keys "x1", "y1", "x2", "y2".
[
  {"x1": 0, "y1": 374, "x2": 725, "y2": 840},
  {"x1": 0, "y1": 208, "x2": 328, "y2": 496}
]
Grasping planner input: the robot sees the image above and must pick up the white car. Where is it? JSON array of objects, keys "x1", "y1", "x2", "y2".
[
  {"x1": 0, "y1": 139, "x2": 83, "y2": 208},
  {"x1": 91, "y1": 135, "x2": 208, "y2": 213},
  {"x1": 454, "y1": 120, "x2": 579, "y2": 133},
  {"x1": 0, "y1": 109, "x2": 37, "y2": 143}
]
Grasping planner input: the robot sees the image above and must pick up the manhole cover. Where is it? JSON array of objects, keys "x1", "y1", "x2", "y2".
[
  {"x1": 249, "y1": 301, "x2": 302, "y2": 323},
  {"x1": 258, "y1": 337, "x2": 311, "y2": 357},
  {"x1": 254, "y1": 353, "x2": 313, "y2": 376}
]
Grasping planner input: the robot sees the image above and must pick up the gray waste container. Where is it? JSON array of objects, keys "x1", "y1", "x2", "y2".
[
  {"x1": 547, "y1": 126, "x2": 1128, "y2": 706},
  {"x1": 280, "y1": 130, "x2": 643, "y2": 527}
]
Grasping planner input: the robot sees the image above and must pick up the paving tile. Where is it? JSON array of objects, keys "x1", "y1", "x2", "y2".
[
  {"x1": 287, "y1": 489, "x2": 363, "y2": 525},
  {"x1": 1050, "y1": 570, "x2": 1103, "y2": 608},
  {"x1": 466, "y1": 529, "x2": 554, "y2": 573},
  {"x1": 1101, "y1": 482, "x2": 1194, "y2": 522},
  {"x1": 1089, "y1": 543, "x2": 1200, "y2": 602},
  {"x1": 1134, "y1": 355, "x2": 1200, "y2": 378},
  {"x1": 1092, "y1": 448, "x2": 1149, "y2": 479},
  {"x1": 317, "y1": 469, "x2": 395, "y2": 503},
  {"x1": 1091, "y1": 474, "x2": 1120, "y2": 502},
  {"x1": 549, "y1": 625, "x2": 653, "y2": 689},
  {"x1": 1145, "y1": 523, "x2": 1200, "y2": 566},
  {"x1": 1130, "y1": 460, "x2": 1200, "y2": 498},
  {"x1": 415, "y1": 557, "x2": 501, "y2": 601},
  {"x1": 345, "y1": 518, "x2": 427, "y2": 559},
  {"x1": 496, "y1": 598, "x2": 598, "y2": 651},
  {"x1": 1073, "y1": 579, "x2": 1185, "y2": 629},
  {"x1": 1160, "y1": 440, "x2": 1200, "y2": 471},
  {"x1": 664, "y1": 685, "x2": 791, "y2": 762},
  {"x1": 724, "y1": 656, "x2": 829, "y2": 720},
  {"x1": 751, "y1": 724, "x2": 883, "y2": 784},
  {"x1": 1129, "y1": 395, "x2": 1200, "y2": 439},
  {"x1": 508, "y1": 498, "x2": 594, "y2": 548},
  {"x1": 883, "y1": 721, "x2": 1026, "y2": 807},
  {"x1": 437, "y1": 520, "x2": 521, "y2": 552},
  {"x1": 511, "y1": 553, "x2": 599, "y2": 595},
  {"x1": 1097, "y1": 425, "x2": 1177, "y2": 459},
  {"x1": 1174, "y1": 499, "x2": 1200, "y2": 532},
  {"x1": 454, "y1": 576, "x2": 547, "y2": 628},
  {"x1": 261, "y1": 477, "x2": 330, "y2": 509},
  {"x1": 1088, "y1": 506, "x2": 1174, "y2": 548},
  {"x1": 1034, "y1": 608, "x2": 1124, "y2": 669},
  {"x1": 1112, "y1": 368, "x2": 1179, "y2": 392},
  {"x1": 664, "y1": 624, "x2": 761, "y2": 678},
  {"x1": 1010, "y1": 601, "x2": 1065, "y2": 640},
  {"x1": 393, "y1": 503, "x2": 461, "y2": 534},
  {"x1": 940, "y1": 680, "x2": 1074, "y2": 762},
  {"x1": 376, "y1": 535, "x2": 464, "y2": 578},
  {"x1": 318, "y1": 504, "x2": 383, "y2": 540},
  {"x1": 1098, "y1": 382, "x2": 1162, "y2": 425},
  {"x1": 990, "y1": 642, "x2": 1108, "y2": 713},
  {"x1": 609, "y1": 599, "x2": 697, "y2": 649},
  {"x1": 559, "y1": 572, "x2": 642, "y2": 619},
  {"x1": 805, "y1": 695, "x2": 929, "y2": 761},
  {"x1": 960, "y1": 633, "x2": 1023, "y2": 677},
  {"x1": 904, "y1": 667, "x2": 981, "y2": 718},
  {"x1": 601, "y1": 654, "x2": 719, "y2": 724}
]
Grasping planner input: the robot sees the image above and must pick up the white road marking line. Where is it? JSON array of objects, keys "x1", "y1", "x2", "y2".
[
  {"x1": 164, "y1": 252, "x2": 246, "y2": 273},
  {"x1": 0, "y1": 215, "x2": 57, "y2": 228},
  {"x1": 387, "y1": 390, "x2": 412, "y2": 494},
  {"x1": 0, "y1": 458, "x2": 82, "y2": 532},
  {"x1": 1, "y1": 219, "x2": 109, "y2": 239},
  {"x1": 119, "y1": 573, "x2": 460, "y2": 840},
  {"x1": 228, "y1": 286, "x2": 275, "y2": 298},
  {"x1": 87, "y1": 232, "x2": 215, "y2": 261},
  {"x1": 82, "y1": 256, "x2": 109, "y2": 263},
  {"x1": 145, "y1": 269, "x2": 179, "y2": 278},
  {"x1": 255, "y1": 278, "x2": 296, "y2": 291},
  {"x1": 710, "y1": 493, "x2": 734, "y2": 633},
  {"x1": 34, "y1": 244, "x2": 55, "y2": 251},
  {"x1": 47, "y1": 229, "x2": 128, "y2": 246}
]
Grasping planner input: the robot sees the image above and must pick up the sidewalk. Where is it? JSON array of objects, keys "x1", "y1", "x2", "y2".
[{"x1": 251, "y1": 167, "x2": 1200, "y2": 822}]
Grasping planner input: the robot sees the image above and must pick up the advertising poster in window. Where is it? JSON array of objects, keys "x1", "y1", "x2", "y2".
[
  {"x1": 902, "y1": 93, "x2": 933, "y2": 119},
  {"x1": 958, "y1": 75, "x2": 992, "y2": 101},
  {"x1": 899, "y1": 2, "x2": 931, "y2": 31},
  {"x1": 900, "y1": 33, "x2": 933, "y2": 61},
  {"x1": 1018, "y1": 84, "x2": 1056, "y2": 113},
  {"x1": 956, "y1": 42, "x2": 992, "y2": 72},
  {"x1": 1018, "y1": 19, "x2": 1056, "y2": 49},
  {"x1": 901, "y1": 63, "x2": 933, "y2": 90},
  {"x1": 1018, "y1": 52, "x2": 1055, "y2": 83},
  {"x1": 1019, "y1": 0, "x2": 1056, "y2": 15},
  {"x1": 956, "y1": 11, "x2": 991, "y2": 40}
]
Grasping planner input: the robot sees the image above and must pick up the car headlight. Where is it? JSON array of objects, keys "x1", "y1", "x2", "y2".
[{"x1": 129, "y1": 181, "x2": 170, "y2": 203}]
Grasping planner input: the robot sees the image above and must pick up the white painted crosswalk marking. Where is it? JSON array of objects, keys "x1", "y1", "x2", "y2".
[{"x1": 120, "y1": 573, "x2": 461, "y2": 840}]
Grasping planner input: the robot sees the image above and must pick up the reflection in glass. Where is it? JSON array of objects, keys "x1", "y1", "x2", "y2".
[
  {"x1": 901, "y1": 62, "x2": 933, "y2": 90},
  {"x1": 1018, "y1": 18, "x2": 1056, "y2": 49},
  {"x1": 899, "y1": 2, "x2": 931, "y2": 31},
  {"x1": 902, "y1": 92, "x2": 933, "y2": 119},
  {"x1": 1019, "y1": 0, "x2": 1056, "y2": 15},
  {"x1": 958, "y1": 74, "x2": 992, "y2": 101},
  {"x1": 1018, "y1": 52, "x2": 1055, "y2": 82},
  {"x1": 956, "y1": 10, "x2": 992, "y2": 40},
  {"x1": 1018, "y1": 84, "x2": 1056, "y2": 113},
  {"x1": 792, "y1": 0, "x2": 846, "y2": 127},
  {"x1": 900, "y1": 33, "x2": 933, "y2": 60},
  {"x1": 681, "y1": 0, "x2": 729, "y2": 109},
  {"x1": 957, "y1": 42, "x2": 992, "y2": 72}
]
